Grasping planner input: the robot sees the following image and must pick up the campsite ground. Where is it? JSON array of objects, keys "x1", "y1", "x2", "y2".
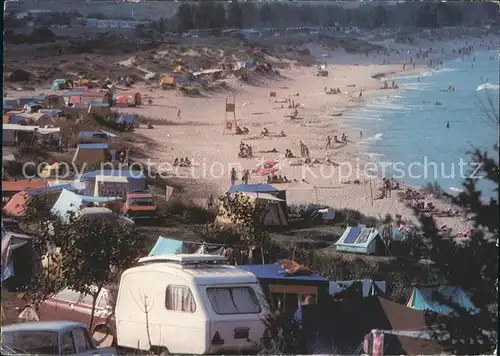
[{"x1": 5, "y1": 27, "x2": 497, "y2": 233}]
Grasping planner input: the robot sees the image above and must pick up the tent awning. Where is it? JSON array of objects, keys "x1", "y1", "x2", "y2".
[
  {"x1": 241, "y1": 192, "x2": 284, "y2": 202},
  {"x1": 149, "y1": 236, "x2": 184, "y2": 256}
]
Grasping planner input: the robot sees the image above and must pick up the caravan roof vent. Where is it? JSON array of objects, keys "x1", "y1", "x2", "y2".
[{"x1": 138, "y1": 254, "x2": 227, "y2": 265}]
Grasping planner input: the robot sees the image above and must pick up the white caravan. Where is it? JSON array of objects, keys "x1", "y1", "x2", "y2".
[{"x1": 115, "y1": 254, "x2": 269, "y2": 354}]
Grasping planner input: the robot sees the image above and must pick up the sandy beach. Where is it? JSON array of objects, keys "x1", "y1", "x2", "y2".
[
  {"x1": 8, "y1": 28, "x2": 496, "y2": 232},
  {"x1": 108, "y1": 31, "x2": 496, "y2": 232}
]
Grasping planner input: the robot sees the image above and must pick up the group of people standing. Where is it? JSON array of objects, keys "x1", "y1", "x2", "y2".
[
  {"x1": 238, "y1": 141, "x2": 253, "y2": 158},
  {"x1": 230, "y1": 167, "x2": 250, "y2": 186}
]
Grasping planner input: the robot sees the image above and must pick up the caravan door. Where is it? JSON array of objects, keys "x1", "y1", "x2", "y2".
[{"x1": 203, "y1": 284, "x2": 267, "y2": 354}]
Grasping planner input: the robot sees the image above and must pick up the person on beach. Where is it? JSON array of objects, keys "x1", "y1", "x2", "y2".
[
  {"x1": 300, "y1": 141, "x2": 305, "y2": 157},
  {"x1": 325, "y1": 136, "x2": 332, "y2": 150},
  {"x1": 384, "y1": 178, "x2": 392, "y2": 198},
  {"x1": 230, "y1": 168, "x2": 237, "y2": 186},
  {"x1": 360, "y1": 131, "x2": 363, "y2": 139},
  {"x1": 177, "y1": 108, "x2": 182, "y2": 120},
  {"x1": 242, "y1": 169, "x2": 250, "y2": 184},
  {"x1": 359, "y1": 91, "x2": 363, "y2": 102}
]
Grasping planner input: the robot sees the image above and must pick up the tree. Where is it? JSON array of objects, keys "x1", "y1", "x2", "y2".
[
  {"x1": 194, "y1": 2, "x2": 215, "y2": 29},
  {"x1": 435, "y1": 2, "x2": 463, "y2": 27},
  {"x1": 23, "y1": 194, "x2": 143, "y2": 329},
  {"x1": 227, "y1": 0, "x2": 243, "y2": 29},
  {"x1": 297, "y1": 5, "x2": 315, "y2": 25},
  {"x1": 416, "y1": 4, "x2": 438, "y2": 28},
  {"x1": 259, "y1": 4, "x2": 272, "y2": 25},
  {"x1": 368, "y1": 5, "x2": 390, "y2": 28},
  {"x1": 176, "y1": 3, "x2": 195, "y2": 33},
  {"x1": 241, "y1": 2, "x2": 258, "y2": 28},
  {"x1": 219, "y1": 192, "x2": 270, "y2": 262},
  {"x1": 212, "y1": 3, "x2": 227, "y2": 29}
]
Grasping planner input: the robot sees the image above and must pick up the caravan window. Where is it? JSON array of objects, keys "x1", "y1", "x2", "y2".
[
  {"x1": 165, "y1": 285, "x2": 196, "y2": 313},
  {"x1": 207, "y1": 287, "x2": 261, "y2": 315}
]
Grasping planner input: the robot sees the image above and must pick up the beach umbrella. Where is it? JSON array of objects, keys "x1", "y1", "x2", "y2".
[{"x1": 255, "y1": 159, "x2": 279, "y2": 176}]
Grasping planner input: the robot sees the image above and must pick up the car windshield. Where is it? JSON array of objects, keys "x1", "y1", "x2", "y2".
[
  {"x1": 206, "y1": 287, "x2": 261, "y2": 315},
  {"x1": 127, "y1": 198, "x2": 153, "y2": 206},
  {"x1": 2, "y1": 331, "x2": 59, "y2": 354}
]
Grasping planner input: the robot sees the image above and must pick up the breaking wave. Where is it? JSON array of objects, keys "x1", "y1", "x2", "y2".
[{"x1": 476, "y1": 83, "x2": 500, "y2": 91}]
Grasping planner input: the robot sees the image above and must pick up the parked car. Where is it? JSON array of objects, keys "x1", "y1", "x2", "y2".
[
  {"x1": 15, "y1": 287, "x2": 116, "y2": 347},
  {"x1": 123, "y1": 192, "x2": 157, "y2": 221},
  {"x1": 115, "y1": 254, "x2": 269, "y2": 354},
  {"x1": 1, "y1": 321, "x2": 117, "y2": 355}
]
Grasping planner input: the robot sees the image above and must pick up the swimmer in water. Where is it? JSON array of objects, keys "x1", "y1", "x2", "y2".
[
  {"x1": 446, "y1": 121, "x2": 450, "y2": 129},
  {"x1": 435, "y1": 101, "x2": 442, "y2": 106}
]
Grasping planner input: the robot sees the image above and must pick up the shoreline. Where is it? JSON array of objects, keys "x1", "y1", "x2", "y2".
[{"x1": 351, "y1": 48, "x2": 498, "y2": 199}]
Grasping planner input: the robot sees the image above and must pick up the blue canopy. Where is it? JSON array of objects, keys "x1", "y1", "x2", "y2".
[
  {"x1": 79, "y1": 143, "x2": 109, "y2": 150},
  {"x1": 80, "y1": 169, "x2": 145, "y2": 181},
  {"x1": 229, "y1": 184, "x2": 278, "y2": 193},
  {"x1": 238, "y1": 263, "x2": 328, "y2": 283},
  {"x1": 148, "y1": 236, "x2": 184, "y2": 256},
  {"x1": 26, "y1": 184, "x2": 78, "y2": 195}
]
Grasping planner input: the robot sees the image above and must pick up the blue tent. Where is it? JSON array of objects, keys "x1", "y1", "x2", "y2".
[
  {"x1": 148, "y1": 236, "x2": 184, "y2": 256},
  {"x1": 117, "y1": 114, "x2": 138, "y2": 127},
  {"x1": 407, "y1": 285, "x2": 478, "y2": 315},
  {"x1": 51, "y1": 189, "x2": 122, "y2": 219},
  {"x1": 229, "y1": 184, "x2": 278, "y2": 193}
]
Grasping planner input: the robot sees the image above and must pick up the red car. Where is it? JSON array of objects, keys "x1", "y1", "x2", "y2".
[{"x1": 16, "y1": 287, "x2": 116, "y2": 346}]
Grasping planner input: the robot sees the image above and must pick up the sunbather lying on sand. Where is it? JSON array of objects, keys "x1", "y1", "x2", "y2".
[
  {"x1": 258, "y1": 148, "x2": 278, "y2": 153},
  {"x1": 341, "y1": 179, "x2": 361, "y2": 185}
]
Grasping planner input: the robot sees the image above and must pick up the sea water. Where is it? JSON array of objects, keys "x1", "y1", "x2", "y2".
[{"x1": 345, "y1": 50, "x2": 499, "y2": 198}]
